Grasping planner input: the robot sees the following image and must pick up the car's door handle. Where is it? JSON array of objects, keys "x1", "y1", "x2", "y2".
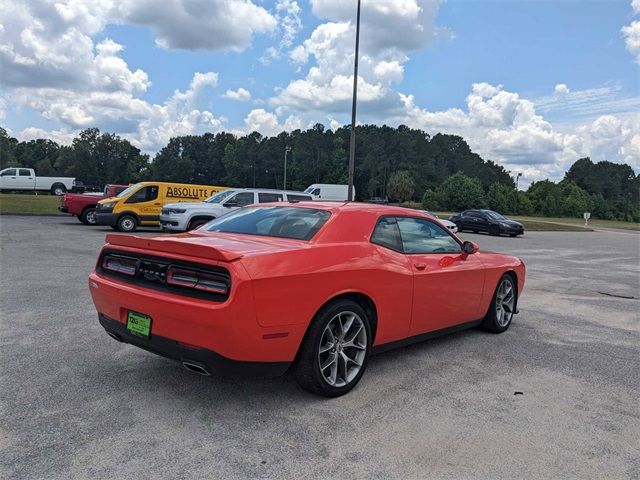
[{"x1": 414, "y1": 263, "x2": 427, "y2": 270}]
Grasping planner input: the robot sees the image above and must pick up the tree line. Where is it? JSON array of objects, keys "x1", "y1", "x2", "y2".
[{"x1": 1, "y1": 126, "x2": 638, "y2": 221}]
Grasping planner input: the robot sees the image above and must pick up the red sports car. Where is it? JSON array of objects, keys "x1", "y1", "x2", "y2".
[{"x1": 89, "y1": 202, "x2": 525, "y2": 397}]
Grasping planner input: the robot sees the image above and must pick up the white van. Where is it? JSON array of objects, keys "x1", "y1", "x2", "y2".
[
  {"x1": 304, "y1": 184, "x2": 354, "y2": 201},
  {"x1": 159, "y1": 188, "x2": 313, "y2": 232}
]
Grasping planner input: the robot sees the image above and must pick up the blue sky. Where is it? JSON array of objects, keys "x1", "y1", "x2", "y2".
[{"x1": 0, "y1": 0, "x2": 638, "y2": 182}]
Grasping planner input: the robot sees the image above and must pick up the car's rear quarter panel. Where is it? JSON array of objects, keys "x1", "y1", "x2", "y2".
[{"x1": 240, "y1": 242, "x2": 414, "y2": 347}]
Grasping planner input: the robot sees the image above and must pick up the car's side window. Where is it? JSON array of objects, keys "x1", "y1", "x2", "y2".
[
  {"x1": 2, "y1": 169, "x2": 16, "y2": 176},
  {"x1": 126, "y1": 186, "x2": 158, "y2": 203},
  {"x1": 285, "y1": 194, "x2": 312, "y2": 202},
  {"x1": 19, "y1": 169, "x2": 31, "y2": 176},
  {"x1": 228, "y1": 192, "x2": 255, "y2": 207},
  {"x1": 371, "y1": 216, "x2": 403, "y2": 252},
  {"x1": 258, "y1": 192, "x2": 283, "y2": 203},
  {"x1": 396, "y1": 217, "x2": 461, "y2": 254}
]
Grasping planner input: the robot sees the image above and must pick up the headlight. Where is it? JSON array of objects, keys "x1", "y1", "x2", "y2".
[
  {"x1": 100, "y1": 201, "x2": 116, "y2": 209},
  {"x1": 168, "y1": 208, "x2": 187, "y2": 214}
]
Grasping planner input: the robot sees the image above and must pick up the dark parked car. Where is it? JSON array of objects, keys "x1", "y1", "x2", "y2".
[{"x1": 449, "y1": 209, "x2": 524, "y2": 237}]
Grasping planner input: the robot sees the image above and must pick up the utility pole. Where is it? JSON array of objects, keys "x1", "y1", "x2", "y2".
[
  {"x1": 284, "y1": 146, "x2": 291, "y2": 190},
  {"x1": 347, "y1": 0, "x2": 361, "y2": 202}
]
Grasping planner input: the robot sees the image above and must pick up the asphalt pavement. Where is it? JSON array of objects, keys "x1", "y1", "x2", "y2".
[{"x1": 1, "y1": 216, "x2": 638, "y2": 479}]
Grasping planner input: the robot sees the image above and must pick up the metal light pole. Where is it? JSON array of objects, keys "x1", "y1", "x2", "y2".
[
  {"x1": 284, "y1": 146, "x2": 291, "y2": 190},
  {"x1": 347, "y1": 0, "x2": 361, "y2": 202},
  {"x1": 515, "y1": 172, "x2": 522, "y2": 212}
]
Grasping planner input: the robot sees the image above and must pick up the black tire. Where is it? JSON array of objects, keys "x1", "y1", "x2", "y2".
[
  {"x1": 480, "y1": 274, "x2": 517, "y2": 333},
  {"x1": 80, "y1": 207, "x2": 97, "y2": 225},
  {"x1": 489, "y1": 225, "x2": 500, "y2": 236},
  {"x1": 117, "y1": 214, "x2": 137, "y2": 232},
  {"x1": 187, "y1": 217, "x2": 212, "y2": 231},
  {"x1": 455, "y1": 222, "x2": 463, "y2": 232},
  {"x1": 51, "y1": 183, "x2": 66, "y2": 196},
  {"x1": 294, "y1": 299, "x2": 371, "y2": 397}
]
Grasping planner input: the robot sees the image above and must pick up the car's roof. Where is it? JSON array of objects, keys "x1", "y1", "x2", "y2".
[{"x1": 255, "y1": 201, "x2": 435, "y2": 217}]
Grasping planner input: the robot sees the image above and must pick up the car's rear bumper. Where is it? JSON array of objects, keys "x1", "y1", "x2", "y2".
[{"x1": 98, "y1": 314, "x2": 290, "y2": 377}]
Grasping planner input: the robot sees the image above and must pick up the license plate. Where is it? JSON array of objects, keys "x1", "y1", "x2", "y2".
[{"x1": 126, "y1": 311, "x2": 152, "y2": 338}]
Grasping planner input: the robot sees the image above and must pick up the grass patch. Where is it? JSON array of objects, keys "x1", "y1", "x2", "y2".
[
  {"x1": 0, "y1": 194, "x2": 64, "y2": 215},
  {"x1": 517, "y1": 220, "x2": 590, "y2": 232}
]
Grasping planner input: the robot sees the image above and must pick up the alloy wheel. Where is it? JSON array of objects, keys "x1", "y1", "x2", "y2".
[
  {"x1": 495, "y1": 278, "x2": 515, "y2": 327},
  {"x1": 318, "y1": 311, "x2": 367, "y2": 387}
]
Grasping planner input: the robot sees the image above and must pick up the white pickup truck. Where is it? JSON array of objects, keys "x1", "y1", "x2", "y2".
[{"x1": 0, "y1": 167, "x2": 80, "y2": 195}]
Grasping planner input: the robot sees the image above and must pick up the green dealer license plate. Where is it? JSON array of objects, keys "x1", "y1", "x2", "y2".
[{"x1": 126, "y1": 311, "x2": 152, "y2": 338}]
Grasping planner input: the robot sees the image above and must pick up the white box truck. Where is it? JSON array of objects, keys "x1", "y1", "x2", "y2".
[{"x1": 304, "y1": 184, "x2": 354, "y2": 201}]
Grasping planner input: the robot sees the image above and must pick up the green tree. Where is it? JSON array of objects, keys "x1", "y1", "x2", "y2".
[
  {"x1": 487, "y1": 182, "x2": 513, "y2": 213},
  {"x1": 439, "y1": 172, "x2": 486, "y2": 211},
  {"x1": 387, "y1": 171, "x2": 415, "y2": 202},
  {"x1": 422, "y1": 188, "x2": 441, "y2": 210}
]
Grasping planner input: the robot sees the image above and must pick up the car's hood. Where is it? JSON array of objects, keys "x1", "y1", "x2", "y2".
[
  {"x1": 105, "y1": 231, "x2": 306, "y2": 262},
  {"x1": 163, "y1": 201, "x2": 214, "y2": 209}
]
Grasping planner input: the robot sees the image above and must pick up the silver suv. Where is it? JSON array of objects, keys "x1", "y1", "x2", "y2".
[{"x1": 159, "y1": 188, "x2": 313, "y2": 232}]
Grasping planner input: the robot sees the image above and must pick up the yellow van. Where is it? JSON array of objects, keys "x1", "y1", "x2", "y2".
[{"x1": 95, "y1": 182, "x2": 227, "y2": 232}]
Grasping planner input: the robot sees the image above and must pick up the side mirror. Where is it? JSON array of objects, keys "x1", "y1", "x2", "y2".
[{"x1": 462, "y1": 241, "x2": 479, "y2": 255}]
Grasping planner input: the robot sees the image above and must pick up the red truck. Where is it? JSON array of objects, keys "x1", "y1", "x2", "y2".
[{"x1": 59, "y1": 184, "x2": 128, "y2": 225}]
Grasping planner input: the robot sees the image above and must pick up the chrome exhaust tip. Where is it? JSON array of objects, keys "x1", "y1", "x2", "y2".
[
  {"x1": 182, "y1": 361, "x2": 210, "y2": 376},
  {"x1": 106, "y1": 331, "x2": 123, "y2": 342}
]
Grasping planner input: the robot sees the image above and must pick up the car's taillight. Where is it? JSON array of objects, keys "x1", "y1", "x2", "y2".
[
  {"x1": 166, "y1": 267, "x2": 228, "y2": 294},
  {"x1": 101, "y1": 255, "x2": 139, "y2": 276}
]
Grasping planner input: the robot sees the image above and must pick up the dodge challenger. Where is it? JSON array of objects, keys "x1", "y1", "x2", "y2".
[{"x1": 89, "y1": 202, "x2": 525, "y2": 397}]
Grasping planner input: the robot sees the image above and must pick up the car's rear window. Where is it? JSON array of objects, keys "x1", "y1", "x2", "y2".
[{"x1": 204, "y1": 206, "x2": 331, "y2": 241}]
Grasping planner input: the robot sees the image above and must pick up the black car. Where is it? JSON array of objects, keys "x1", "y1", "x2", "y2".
[{"x1": 448, "y1": 209, "x2": 524, "y2": 237}]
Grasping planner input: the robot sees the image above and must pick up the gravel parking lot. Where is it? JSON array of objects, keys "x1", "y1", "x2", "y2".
[{"x1": 1, "y1": 215, "x2": 639, "y2": 480}]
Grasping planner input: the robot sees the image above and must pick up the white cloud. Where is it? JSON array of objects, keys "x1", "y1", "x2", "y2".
[
  {"x1": 223, "y1": 87, "x2": 252, "y2": 101},
  {"x1": 396, "y1": 83, "x2": 640, "y2": 180},
  {"x1": 259, "y1": 0, "x2": 302, "y2": 64},
  {"x1": 534, "y1": 84, "x2": 640, "y2": 122},
  {"x1": 275, "y1": 1, "x2": 447, "y2": 115},
  {"x1": 244, "y1": 108, "x2": 301, "y2": 136},
  {"x1": 621, "y1": 20, "x2": 640, "y2": 63},
  {"x1": 554, "y1": 83, "x2": 570, "y2": 95},
  {"x1": 115, "y1": 0, "x2": 277, "y2": 51},
  {"x1": 0, "y1": 98, "x2": 6, "y2": 119},
  {"x1": 632, "y1": 0, "x2": 640, "y2": 14}
]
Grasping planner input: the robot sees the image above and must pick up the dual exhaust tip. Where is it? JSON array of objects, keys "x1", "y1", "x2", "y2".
[{"x1": 105, "y1": 330, "x2": 210, "y2": 376}]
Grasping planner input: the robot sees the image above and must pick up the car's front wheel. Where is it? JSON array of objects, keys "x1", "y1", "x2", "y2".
[
  {"x1": 294, "y1": 299, "x2": 371, "y2": 397},
  {"x1": 480, "y1": 274, "x2": 516, "y2": 333}
]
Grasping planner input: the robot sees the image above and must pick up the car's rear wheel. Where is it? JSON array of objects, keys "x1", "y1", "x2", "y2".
[
  {"x1": 489, "y1": 225, "x2": 500, "y2": 236},
  {"x1": 480, "y1": 274, "x2": 516, "y2": 333},
  {"x1": 80, "y1": 207, "x2": 97, "y2": 225},
  {"x1": 117, "y1": 214, "x2": 137, "y2": 232},
  {"x1": 294, "y1": 299, "x2": 371, "y2": 397}
]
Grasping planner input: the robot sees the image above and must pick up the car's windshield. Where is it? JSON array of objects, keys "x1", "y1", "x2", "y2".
[
  {"x1": 485, "y1": 211, "x2": 506, "y2": 220},
  {"x1": 204, "y1": 190, "x2": 237, "y2": 203},
  {"x1": 116, "y1": 183, "x2": 140, "y2": 198},
  {"x1": 303, "y1": 187, "x2": 314, "y2": 194},
  {"x1": 205, "y1": 206, "x2": 331, "y2": 240}
]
